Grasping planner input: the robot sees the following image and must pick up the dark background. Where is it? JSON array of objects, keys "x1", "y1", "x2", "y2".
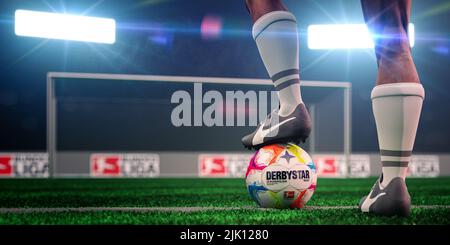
[{"x1": 0, "y1": 0, "x2": 449, "y2": 152}]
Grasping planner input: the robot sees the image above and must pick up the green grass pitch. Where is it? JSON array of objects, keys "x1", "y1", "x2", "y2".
[{"x1": 0, "y1": 177, "x2": 449, "y2": 224}]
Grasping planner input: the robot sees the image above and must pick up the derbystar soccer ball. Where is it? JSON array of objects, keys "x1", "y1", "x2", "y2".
[{"x1": 245, "y1": 143, "x2": 317, "y2": 209}]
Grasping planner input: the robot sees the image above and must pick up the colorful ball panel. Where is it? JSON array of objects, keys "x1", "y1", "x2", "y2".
[{"x1": 245, "y1": 143, "x2": 317, "y2": 209}]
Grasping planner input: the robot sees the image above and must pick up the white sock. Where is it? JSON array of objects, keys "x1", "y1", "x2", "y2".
[
  {"x1": 371, "y1": 83, "x2": 425, "y2": 187},
  {"x1": 252, "y1": 11, "x2": 302, "y2": 117}
]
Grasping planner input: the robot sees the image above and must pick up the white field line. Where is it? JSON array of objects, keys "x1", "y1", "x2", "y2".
[{"x1": 0, "y1": 205, "x2": 448, "y2": 213}]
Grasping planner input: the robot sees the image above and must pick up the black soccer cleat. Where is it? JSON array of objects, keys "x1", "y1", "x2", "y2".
[
  {"x1": 359, "y1": 175, "x2": 411, "y2": 217},
  {"x1": 241, "y1": 103, "x2": 312, "y2": 150}
]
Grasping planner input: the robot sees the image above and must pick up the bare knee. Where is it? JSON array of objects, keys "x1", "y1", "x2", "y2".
[{"x1": 245, "y1": 0, "x2": 287, "y2": 23}]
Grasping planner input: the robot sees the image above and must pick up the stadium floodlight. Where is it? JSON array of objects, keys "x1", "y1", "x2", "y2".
[
  {"x1": 15, "y1": 9, "x2": 116, "y2": 44},
  {"x1": 308, "y1": 23, "x2": 415, "y2": 49}
]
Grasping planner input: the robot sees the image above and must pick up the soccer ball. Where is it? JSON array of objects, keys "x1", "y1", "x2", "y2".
[{"x1": 245, "y1": 143, "x2": 317, "y2": 209}]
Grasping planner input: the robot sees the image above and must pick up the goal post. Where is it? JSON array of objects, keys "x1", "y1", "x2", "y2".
[{"x1": 47, "y1": 72, "x2": 351, "y2": 178}]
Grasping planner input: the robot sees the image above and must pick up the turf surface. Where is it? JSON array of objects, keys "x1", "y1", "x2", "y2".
[{"x1": 0, "y1": 177, "x2": 449, "y2": 224}]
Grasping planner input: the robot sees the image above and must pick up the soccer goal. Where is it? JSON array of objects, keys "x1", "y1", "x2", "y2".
[{"x1": 46, "y1": 72, "x2": 351, "y2": 178}]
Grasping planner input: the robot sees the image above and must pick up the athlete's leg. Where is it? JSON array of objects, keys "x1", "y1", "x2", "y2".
[
  {"x1": 359, "y1": 0, "x2": 424, "y2": 216},
  {"x1": 246, "y1": 0, "x2": 302, "y2": 117},
  {"x1": 241, "y1": 0, "x2": 311, "y2": 149},
  {"x1": 361, "y1": 0, "x2": 420, "y2": 85}
]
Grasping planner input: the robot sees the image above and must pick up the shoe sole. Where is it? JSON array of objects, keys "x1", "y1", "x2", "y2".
[{"x1": 242, "y1": 135, "x2": 308, "y2": 150}]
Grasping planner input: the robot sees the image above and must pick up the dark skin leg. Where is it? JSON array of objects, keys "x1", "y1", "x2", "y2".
[
  {"x1": 245, "y1": 0, "x2": 287, "y2": 23},
  {"x1": 361, "y1": 0, "x2": 420, "y2": 85}
]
